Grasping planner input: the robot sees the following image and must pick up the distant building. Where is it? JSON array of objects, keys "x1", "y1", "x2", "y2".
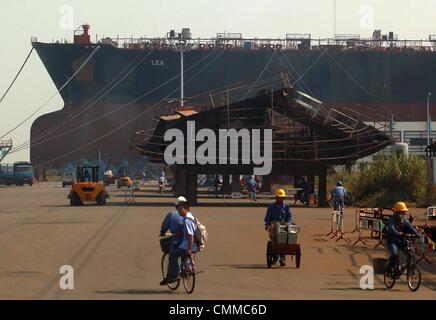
[{"x1": 358, "y1": 121, "x2": 436, "y2": 163}]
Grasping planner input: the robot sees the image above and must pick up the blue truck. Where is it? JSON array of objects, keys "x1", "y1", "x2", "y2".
[{"x1": 0, "y1": 161, "x2": 34, "y2": 186}]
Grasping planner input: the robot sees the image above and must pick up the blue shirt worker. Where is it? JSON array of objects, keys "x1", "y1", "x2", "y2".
[
  {"x1": 159, "y1": 209, "x2": 184, "y2": 249},
  {"x1": 301, "y1": 179, "x2": 310, "y2": 206},
  {"x1": 159, "y1": 175, "x2": 166, "y2": 193},
  {"x1": 264, "y1": 188, "x2": 292, "y2": 267},
  {"x1": 160, "y1": 196, "x2": 199, "y2": 285},
  {"x1": 331, "y1": 181, "x2": 347, "y2": 214},
  {"x1": 247, "y1": 176, "x2": 258, "y2": 201},
  {"x1": 386, "y1": 202, "x2": 419, "y2": 274}
]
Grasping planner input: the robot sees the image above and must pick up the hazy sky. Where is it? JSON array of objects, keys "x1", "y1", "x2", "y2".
[{"x1": 1, "y1": 0, "x2": 435, "y2": 162}]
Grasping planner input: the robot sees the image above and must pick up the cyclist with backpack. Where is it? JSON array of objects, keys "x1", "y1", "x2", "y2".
[{"x1": 160, "y1": 196, "x2": 199, "y2": 286}]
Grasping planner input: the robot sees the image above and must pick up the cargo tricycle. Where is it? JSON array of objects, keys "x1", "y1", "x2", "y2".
[{"x1": 266, "y1": 222, "x2": 302, "y2": 268}]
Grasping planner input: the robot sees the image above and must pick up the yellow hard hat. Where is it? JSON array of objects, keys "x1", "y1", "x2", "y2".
[
  {"x1": 275, "y1": 188, "x2": 286, "y2": 198},
  {"x1": 393, "y1": 201, "x2": 408, "y2": 212}
]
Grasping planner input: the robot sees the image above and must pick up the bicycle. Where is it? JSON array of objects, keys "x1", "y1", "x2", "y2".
[
  {"x1": 328, "y1": 192, "x2": 353, "y2": 211},
  {"x1": 384, "y1": 234, "x2": 422, "y2": 292},
  {"x1": 160, "y1": 236, "x2": 196, "y2": 294}
]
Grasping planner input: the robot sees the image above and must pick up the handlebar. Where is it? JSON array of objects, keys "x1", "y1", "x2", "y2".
[
  {"x1": 159, "y1": 233, "x2": 173, "y2": 237},
  {"x1": 403, "y1": 233, "x2": 419, "y2": 238}
]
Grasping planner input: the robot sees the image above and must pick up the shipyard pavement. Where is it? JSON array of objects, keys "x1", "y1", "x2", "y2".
[{"x1": 0, "y1": 183, "x2": 434, "y2": 299}]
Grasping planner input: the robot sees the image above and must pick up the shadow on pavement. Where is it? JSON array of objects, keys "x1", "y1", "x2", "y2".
[
  {"x1": 20, "y1": 221, "x2": 98, "y2": 225},
  {"x1": 422, "y1": 280, "x2": 436, "y2": 291},
  {"x1": 104, "y1": 201, "x2": 324, "y2": 208},
  {"x1": 320, "y1": 287, "x2": 388, "y2": 292},
  {"x1": 212, "y1": 264, "x2": 298, "y2": 270},
  {"x1": 95, "y1": 289, "x2": 180, "y2": 295}
]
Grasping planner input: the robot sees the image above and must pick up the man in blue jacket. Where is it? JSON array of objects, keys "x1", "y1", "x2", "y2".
[
  {"x1": 331, "y1": 181, "x2": 347, "y2": 214},
  {"x1": 160, "y1": 196, "x2": 199, "y2": 285},
  {"x1": 264, "y1": 188, "x2": 292, "y2": 267},
  {"x1": 159, "y1": 199, "x2": 185, "y2": 250},
  {"x1": 386, "y1": 202, "x2": 419, "y2": 275}
]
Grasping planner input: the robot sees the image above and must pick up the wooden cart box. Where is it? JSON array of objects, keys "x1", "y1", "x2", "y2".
[{"x1": 271, "y1": 243, "x2": 299, "y2": 255}]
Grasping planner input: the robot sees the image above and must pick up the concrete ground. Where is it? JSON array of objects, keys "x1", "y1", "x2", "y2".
[{"x1": 0, "y1": 182, "x2": 434, "y2": 300}]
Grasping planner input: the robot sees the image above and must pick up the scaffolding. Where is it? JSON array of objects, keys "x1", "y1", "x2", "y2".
[
  {"x1": 0, "y1": 139, "x2": 12, "y2": 163},
  {"x1": 131, "y1": 72, "x2": 392, "y2": 165},
  {"x1": 130, "y1": 73, "x2": 393, "y2": 205}
]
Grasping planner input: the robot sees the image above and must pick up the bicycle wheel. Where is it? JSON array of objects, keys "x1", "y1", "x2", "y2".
[
  {"x1": 181, "y1": 255, "x2": 196, "y2": 294},
  {"x1": 161, "y1": 253, "x2": 180, "y2": 291},
  {"x1": 295, "y1": 246, "x2": 301, "y2": 269},
  {"x1": 384, "y1": 268, "x2": 397, "y2": 289},
  {"x1": 326, "y1": 193, "x2": 333, "y2": 208},
  {"x1": 266, "y1": 241, "x2": 273, "y2": 268},
  {"x1": 383, "y1": 265, "x2": 396, "y2": 290},
  {"x1": 407, "y1": 265, "x2": 421, "y2": 292}
]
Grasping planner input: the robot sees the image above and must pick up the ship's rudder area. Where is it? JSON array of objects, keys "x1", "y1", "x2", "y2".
[{"x1": 30, "y1": 102, "x2": 157, "y2": 169}]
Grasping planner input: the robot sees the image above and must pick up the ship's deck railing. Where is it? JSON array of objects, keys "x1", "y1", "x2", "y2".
[
  {"x1": 335, "y1": 34, "x2": 361, "y2": 40},
  {"x1": 89, "y1": 36, "x2": 436, "y2": 51}
]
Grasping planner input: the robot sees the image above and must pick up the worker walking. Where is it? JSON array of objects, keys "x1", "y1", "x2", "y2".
[
  {"x1": 264, "y1": 189, "x2": 292, "y2": 267},
  {"x1": 247, "y1": 175, "x2": 258, "y2": 202}
]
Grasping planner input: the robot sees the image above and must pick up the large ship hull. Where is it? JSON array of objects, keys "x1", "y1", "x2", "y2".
[{"x1": 31, "y1": 42, "x2": 436, "y2": 168}]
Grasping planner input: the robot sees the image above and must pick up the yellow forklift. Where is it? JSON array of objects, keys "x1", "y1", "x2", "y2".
[
  {"x1": 117, "y1": 166, "x2": 132, "y2": 189},
  {"x1": 68, "y1": 165, "x2": 109, "y2": 206}
]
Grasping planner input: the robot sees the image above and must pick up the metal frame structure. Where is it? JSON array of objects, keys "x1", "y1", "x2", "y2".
[
  {"x1": 131, "y1": 73, "x2": 392, "y2": 205},
  {"x1": 0, "y1": 139, "x2": 12, "y2": 163}
]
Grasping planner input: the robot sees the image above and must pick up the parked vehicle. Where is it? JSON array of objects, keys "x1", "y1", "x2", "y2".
[
  {"x1": 0, "y1": 161, "x2": 34, "y2": 186},
  {"x1": 103, "y1": 169, "x2": 116, "y2": 186},
  {"x1": 62, "y1": 169, "x2": 76, "y2": 187},
  {"x1": 117, "y1": 167, "x2": 132, "y2": 188}
]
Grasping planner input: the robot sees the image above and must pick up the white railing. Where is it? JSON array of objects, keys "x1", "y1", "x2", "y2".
[{"x1": 72, "y1": 36, "x2": 436, "y2": 51}]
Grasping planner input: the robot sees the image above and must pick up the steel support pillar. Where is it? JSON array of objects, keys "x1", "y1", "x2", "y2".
[{"x1": 318, "y1": 166, "x2": 328, "y2": 207}]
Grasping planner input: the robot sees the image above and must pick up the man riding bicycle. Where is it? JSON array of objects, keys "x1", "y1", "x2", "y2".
[
  {"x1": 159, "y1": 174, "x2": 166, "y2": 189},
  {"x1": 160, "y1": 196, "x2": 199, "y2": 285},
  {"x1": 331, "y1": 181, "x2": 346, "y2": 214},
  {"x1": 386, "y1": 202, "x2": 419, "y2": 275},
  {"x1": 159, "y1": 203, "x2": 184, "y2": 251}
]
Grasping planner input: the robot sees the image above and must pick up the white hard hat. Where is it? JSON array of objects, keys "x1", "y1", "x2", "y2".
[{"x1": 174, "y1": 196, "x2": 188, "y2": 206}]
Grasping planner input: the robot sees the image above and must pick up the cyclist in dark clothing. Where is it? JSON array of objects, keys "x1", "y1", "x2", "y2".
[{"x1": 387, "y1": 202, "x2": 419, "y2": 274}]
